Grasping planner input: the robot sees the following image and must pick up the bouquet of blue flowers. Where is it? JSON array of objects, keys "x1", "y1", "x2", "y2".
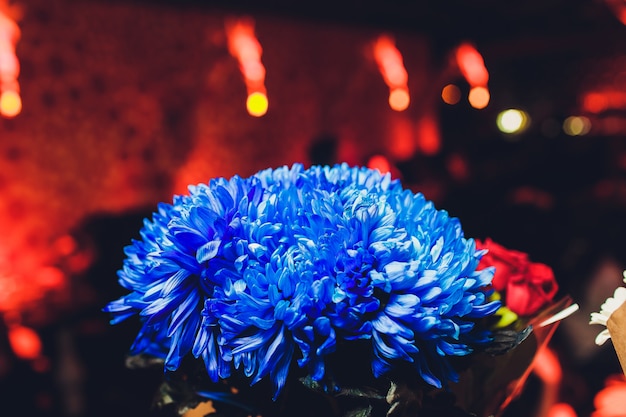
[{"x1": 104, "y1": 163, "x2": 570, "y2": 417}]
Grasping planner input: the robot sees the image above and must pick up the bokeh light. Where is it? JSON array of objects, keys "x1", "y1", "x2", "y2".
[
  {"x1": 367, "y1": 154, "x2": 392, "y2": 174},
  {"x1": 563, "y1": 116, "x2": 591, "y2": 136},
  {"x1": 373, "y1": 34, "x2": 408, "y2": 87},
  {"x1": 583, "y1": 92, "x2": 609, "y2": 113},
  {"x1": 455, "y1": 42, "x2": 489, "y2": 86},
  {"x1": 0, "y1": 89, "x2": 21, "y2": 117},
  {"x1": 441, "y1": 84, "x2": 461, "y2": 105},
  {"x1": 373, "y1": 34, "x2": 411, "y2": 111},
  {"x1": 496, "y1": 109, "x2": 530, "y2": 134},
  {"x1": 388, "y1": 87, "x2": 410, "y2": 111},
  {"x1": 548, "y1": 403, "x2": 577, "y2": 417},
  {"x1": 226, "y1": 18, "x2": 269, "y2": 117},
  {"x1": 8, "y1": 325, "x2": 42, "y2": 360},
  {"x1": 468, "y1": 86, "x2": 490, "y2": 109},
  {"x1": 246, "y1": 91, "x2": 268, "y2": 117},
  {"x1": 592, "y1": 375, "x2": 626, "y2": 417}
]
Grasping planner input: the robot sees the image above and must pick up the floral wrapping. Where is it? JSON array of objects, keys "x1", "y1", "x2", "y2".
[{"x1": 104, "y1": 164, "x2": 567, "y2": 417}]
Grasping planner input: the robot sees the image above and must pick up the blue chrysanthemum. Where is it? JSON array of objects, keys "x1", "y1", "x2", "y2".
[{"x1": 105, "y1": 163, "x2": 500, "y2": 398}]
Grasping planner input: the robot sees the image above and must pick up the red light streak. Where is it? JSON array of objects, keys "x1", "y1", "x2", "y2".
[
  {"x1": 455, "y1": 42, "x2": 490, "y2": 110},
  {"x1": 582, "y1": 90, "x2": 626, "y2": 113},
  {"x1": 225, "y1": 17, "x2": 268, "y2": 117},
  {"x1": 0, "y1": 2, "x2": 21, "y2": 117},
  {"x1": 373, "y1": 34, "x2": 410, "y2": 111},
  {"x1": 455, "y1": 42, "x2": 489, "y2": 87}
]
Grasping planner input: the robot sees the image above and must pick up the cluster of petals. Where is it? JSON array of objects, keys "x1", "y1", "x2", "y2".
[{"x1": 105, "y1": 163, "x2": 500, "y2": 397}]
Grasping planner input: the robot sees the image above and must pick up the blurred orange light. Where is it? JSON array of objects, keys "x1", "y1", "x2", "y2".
[
  {"x1": 548, "y1": 403, "x2": 577, "y2": 417},
  {"x1": 8, "y1": 325, "x2": 42, "y2": 360},
  {"x1": 593, "y1": 375, "x2": 626, "y2": 417},
  {"x1": 456, "y1": 42, "x2": 489, "y2": 86},
  {"x1": 0, "y1": 7, "x2": 21, "y2": 117},
  {"x1": 226, "y1": 18, "x2": 261, "y2": 63},
  {"x1": 367, "y1": 155, "x2": 391, "y2": 174},
  {"x1": 183, "y1": 400, "x2": 216, "y2": 417},
  {"x1": 468, "y1": 86, "x2": 490, "y2": 109},
  {"x1": 388, "y1": 88, "x2": 410, "y2": 111},
  {"x1": 373, "y1": 34, "x2": 411, "y2": 111},
  {"x1": 441, "y1": 84, "x2": 461, "y2": 105},
  {"x1": 0, "y1": 89, "x2": 21, "y2": 117},
  {"x1": 240, "y1": 59, "x2": 265, "y2": 83},
  {"x1": 373, "y1": 35, "x2": 408, "y2": 87},
  {"x1": 382, "y1": 63, "x2": 408, "y2": 87},
  {"x1": 532, "y1": 346, "x2": 562, "y2": 386},
  {"x1": 226, "y1": 17, "x2": 269, "y2": 115},
  {"x1": 246, "y1": 91, "x2": 268, "y2": 117}
]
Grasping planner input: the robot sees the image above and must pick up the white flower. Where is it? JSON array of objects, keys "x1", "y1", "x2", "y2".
[{"x1": 590, "y1": 277, "x2": 626, "y2": 346}]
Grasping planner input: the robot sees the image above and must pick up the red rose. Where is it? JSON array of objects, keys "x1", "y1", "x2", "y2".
[
  {"x1": 476, "y1": 238, "x2": 558, "y2": 317},
  {"x1": 476, "y1": 238, "x2": 528, "y2": 292}
]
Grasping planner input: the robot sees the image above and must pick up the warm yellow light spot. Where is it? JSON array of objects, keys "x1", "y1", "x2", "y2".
[
  {"x1": 441, "y1": 84, "x2": 461, "y2": 105},
  {"x1": 0, "y1": 90, "x2": 21, "y2": 117},
  {"x1": 388, "y1": 88, "x2": 410, "y2": 111},
  {"x1": 563, "y1": 116, "x2": 591, "y2": 136},
  {"x1": 246, "y1": 92, "x2": 268, "y2": 117},
  {"x1": 468, "y1": 86, "x2": 490, "y2": 109},
  {"x1": 496, "y1": 109, "x2": 529, "y2": 134}
]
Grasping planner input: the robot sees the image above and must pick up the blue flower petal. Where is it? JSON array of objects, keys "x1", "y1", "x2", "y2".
[{"x1": 104, "y1": 163, "x2": 502, "y2": 398}]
